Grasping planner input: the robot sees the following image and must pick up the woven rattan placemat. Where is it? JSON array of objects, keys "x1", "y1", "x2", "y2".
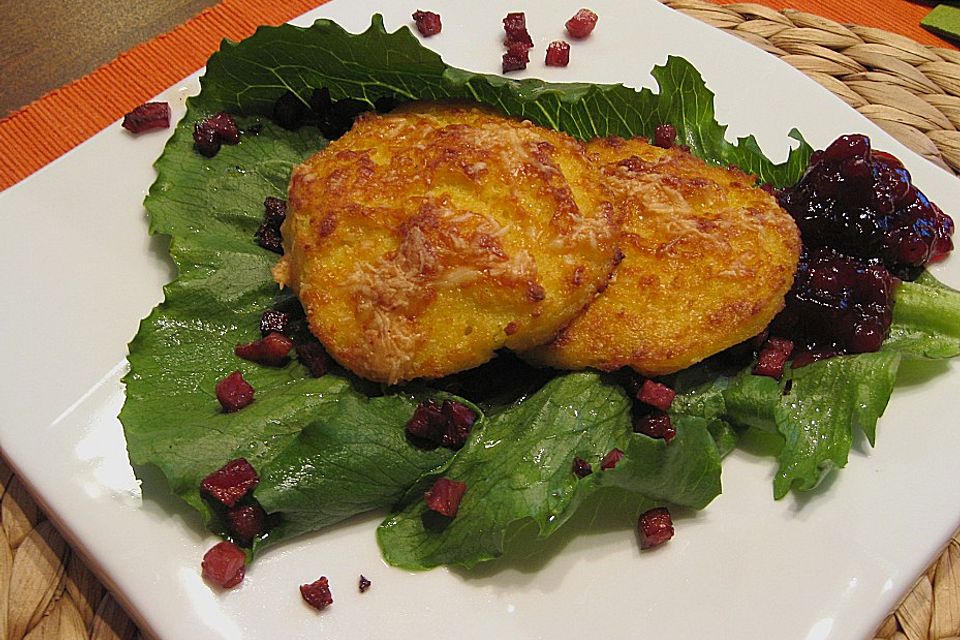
[{"x1": 3, "y1": 2, "x2": 960, "y2": 639}]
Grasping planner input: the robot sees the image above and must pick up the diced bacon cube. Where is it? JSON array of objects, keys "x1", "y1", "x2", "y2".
[
  {"x1": 600, "y1": 448, "x2": 624, "y2": 470},
  {"x1": 215, "y1": 371, "x2": 255, "y2": 412},
  {"x1": 201, "y1": 541, "x2": 246, "y2": 588},
  {"x1": 259, "y1": 309, "x2": 291, "y2": 337},
  {"x1": 545, "y1": 41, "x2": 570, "y2": 67},
  {"x1": 637, "y1": 379, "x2": 676, "y2": 411},
  {"x1": 638, "y1": 507, "x2": 674, "y2": 549},
  {"x1": 565, "y1": 8, "x2": 598, "y2": 39},
  {"x1": 121, "y1": 102, "x2": 171, "y2": 133},
  {"x1": 200, "y1": 458, "x2": 260, "y2": 508},
  {"x1": 503, "y1": 12, "x2": 530, "y2": 40},
  {"x1": 300, "y1": 577, "x2": 334, "y2": 610},
  {"x1": 753, "y1": 337, "x2": 794, "y2": 380},
  {"x1": 572, "y1": 456, "x2": 593, "y2": 478},
  {"x1": 295, "y1": 341, "x2": 331, "y2": 378},
  {"x1": 503, "y1": 41, "x2": 531, "y2": 72},
  {"x1": 654, "y1": 123, "x2": 677, "y2": 149},
  {"x1": 633, "y1": 411, "x2": 676, "y2": 443},
  {"x1": 227, "y1": 504, "x2": 265, "y2": 547},
  {"x1": 412, "y1": 10, "x2": 442, "y2": 36},
  {"x1": 440, "y1": 400, "x2": 475, "y2": 449},
  {"x1": 424, "y1": 477, "x2": 468, "y2": 518},
  {"x1": 235, "y1": 332, "x2": 294, "y2": 367}
]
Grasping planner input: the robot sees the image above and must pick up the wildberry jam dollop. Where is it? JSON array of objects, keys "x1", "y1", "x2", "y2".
[
  {"x1": 764, "y1": 134, "x2": 955, "y2": 364},
  {"x1": 777, "y1": 134, "x2": 954, "y2": 279},
  {"x1": 771, "y1": 248, "x2": 897, "y2": 357}
]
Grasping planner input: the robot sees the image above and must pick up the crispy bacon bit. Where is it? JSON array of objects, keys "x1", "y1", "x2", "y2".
[
  {"x1": 424, "y1": 477, "x2": 468, "y2": 518},
  {"x1": 440, "y1": 400, "x2": 476, "y2": 448},
  {"x1": 600, "y1": 448, "x2": 625, "y2": 470},
  {"x1": 260, "y1": 309, "x2": 291, "y2": 337},
  {"x1": 634, "y1": 411, "x2": 676, "y2": 443},
  {"x1": 263, "y1": 196, "x2": 287, "y2": 227},
  {"x1": 637, "y1": 379, "x2": 676, "y2": 411},
  {"x1": 194, "y1": 112, "x2": 240, "y2": 157},
  {"x1": 254, "y1": 225, "x2": 283, "y2": 254},
  {"x1": 200, "y1": 458, "x2": 260, "y2": 507},
  {"x1": 201, "y1": 541, "x2": 246, "y2": 588},
  {"x1": 545, "y1": 41, "x2": 570, "y2": 67},
  {"x1": 753, "y1": 337, "x2": 794, "y2": 380},
  {"x1": 296, "y1": 341, "x2": 331, "y2": 378},
  {"x1": 638, "y1": 507, "x2": 674, "y2": 549},
  {"x1": 565, "y1": 8, "x2": 598, "y2": 39},
  {"x1": 193, "y1": 122, "x2": 221, "y2": 158},
  {"x1": 235, "y1": 332, "x2": 294, "y2": 367},
  {"x1": 121, "y1": 102, "x2": 171, "y2": 133},
  {"x1": 406, "y1": 399, "x2": 444, "y2": 441},
  {"x1": 406, "y1": 399, "x2": 476, "y2": 449},
  {"x1": 255, "y1": 195, "x2": 288, "y2": 254},
  {"x1": 207, "y1": 112, "x2": 240, "y2": 144},
  {"x1": 653, "y1": 123, "x2": 677, "y2": 149},
  {"x1": 227, "y1": 504, "x2": 266, "y2": 547},
  {"x1": 273, "y1": 91, "x2": 308, "y2": 130},
  {"x1": 359, "y1": 575, "x2": 372, "y2": 593},
  {"x1": 503, "y1": 42, "x2": 531, "y2": 73},
  {"x1": 572, "y1": 456, "x2": 593, "y2": 478},
  {"x1": 215, "y1": 371, "x2": 255, "y2": 413},
  {"x1": 502, "y1": 11, "x2": 533, "y2": 72},
  {"x1": 503, "y1": 12, "x2": 533, "y2": 46},
  {"x1": 300, "y1": 577, "x2": 334, "y2": 610},
  {"x1": 412, "y1": 10, "x2": 442, "y2": 36}
]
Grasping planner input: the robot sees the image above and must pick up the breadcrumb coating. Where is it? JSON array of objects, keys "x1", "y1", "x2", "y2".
[{"x1": 525, "y1": 136, "x2": 801, "y2": 375}]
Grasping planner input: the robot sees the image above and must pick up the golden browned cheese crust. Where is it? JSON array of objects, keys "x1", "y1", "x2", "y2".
[
  {"x1": 525, "y1": 136, "x2": 802, "y2": 375},
  {"x1": 274, "y1": 103, "x2": 619, "y2": 384}
]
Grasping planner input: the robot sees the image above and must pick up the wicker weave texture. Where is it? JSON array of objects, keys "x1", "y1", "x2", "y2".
[
  {"x1": 0, "y1": 457, "x2": 145, "y2": 640},
  {"x1": 4, "y1": 3, "x2": 960, "y2": 639},
  {"x1": 662, "y1": 0, "x2": 960, "y2": 176}
]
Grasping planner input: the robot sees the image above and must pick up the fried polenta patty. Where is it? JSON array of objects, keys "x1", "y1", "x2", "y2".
[
  {"x1": 525, "y1": 136, "x2": 801, "y2": 375},
  {"x1": 274, "y1": 103, "x2": 619, "y2": 384}
]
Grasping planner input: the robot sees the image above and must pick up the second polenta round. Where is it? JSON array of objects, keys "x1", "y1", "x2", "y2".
[
  {"x1": 274, "y1": 103, "x2": 620, "y2": 385},
  {"x1": 525, "y1": 136, "x2": 801, "y2": 375}
]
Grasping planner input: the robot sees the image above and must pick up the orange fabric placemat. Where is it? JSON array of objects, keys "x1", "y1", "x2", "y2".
[
  {"x1": 708, "y1": 0, "x2": 954, "y2": 48},
  {"x1": 0, "y1": 0, "x2": 953, "y2": 192},
  {"x1": 0, "y1": 0, "x2": 324, "y2": 192}
]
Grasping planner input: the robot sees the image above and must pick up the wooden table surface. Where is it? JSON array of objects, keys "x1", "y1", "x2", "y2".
[
  {"x1": 0, "y1": 0, "x2": 954, "y2": 120},
  {"x1": 0, "y1": 0, "x2": 218, "y2": 118}
]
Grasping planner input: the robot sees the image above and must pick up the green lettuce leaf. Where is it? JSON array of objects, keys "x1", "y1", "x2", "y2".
[
  {"x1": 771, "y1": 351, "x2": 901, "y2": 497},
  {"x1": 718, "y1": 273, "x2": 960, "y2": 498},
  {"x1": 885, "y1": 272, "x2": 960, "y2": 358},
  {"x1": 377, "y1": 373, "x2": 721, "y2": 570},
  {"x1": 197, "y1": 16, "x2": 811, "y2": 187},
  {"x1": 121, "y1": 120, "x2": 325, "y2": 520}
]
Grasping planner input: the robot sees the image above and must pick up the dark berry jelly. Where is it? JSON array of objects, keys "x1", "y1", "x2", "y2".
[
  {"x1": 777, "y1": 134, "x2": 954, "y2": 277},
  {"x1": 771, "y1": 249, "x2": 897, "y2": 356}
]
